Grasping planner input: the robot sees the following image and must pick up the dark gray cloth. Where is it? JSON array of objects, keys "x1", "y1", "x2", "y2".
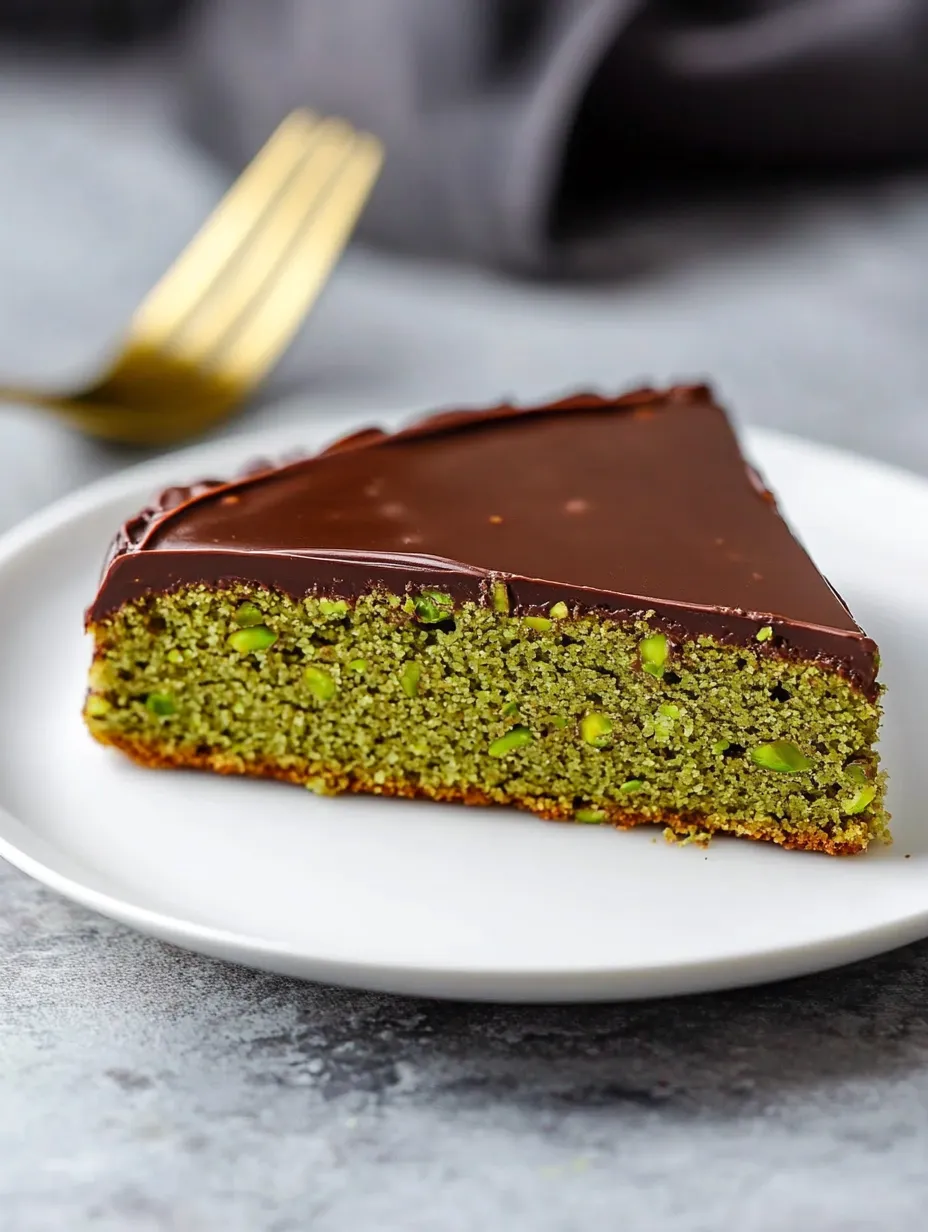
[
  {"x1": 186, "y1": 0, "x2": 928, "y2": 269},
  {"x1": 0, "y1": 0, "x2": 183, "y2": 40},
  {"x1": 4, "y1": 0, "x2": 928, "y2": 268}
]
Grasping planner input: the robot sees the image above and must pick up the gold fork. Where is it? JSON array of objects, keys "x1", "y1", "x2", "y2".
[{"x1": 0, "y1": 110, "x2": 383, "y2": 446}]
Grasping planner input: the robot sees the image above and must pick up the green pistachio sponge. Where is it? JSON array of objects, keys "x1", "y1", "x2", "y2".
[{"x1": 84, "y1": 585, "x2": 887, "y2": 854}]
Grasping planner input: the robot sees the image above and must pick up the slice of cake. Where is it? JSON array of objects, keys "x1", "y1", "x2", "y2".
[{"x1": 84, "y1": 385, "x2": 887, "y2": 854}]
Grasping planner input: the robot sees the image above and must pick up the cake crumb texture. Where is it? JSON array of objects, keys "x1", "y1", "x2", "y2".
[{"x1": 84, "y1": 586, "x2": 887, "y2": 854}]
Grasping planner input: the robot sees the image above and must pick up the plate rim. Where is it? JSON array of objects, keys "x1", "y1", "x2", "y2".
[
  {"x1": 4, "y1": 816, "x2": 928, "y2": 1002},
  {"x1": 1, "y1": 416, "x2": 926, "y2": 1003}
]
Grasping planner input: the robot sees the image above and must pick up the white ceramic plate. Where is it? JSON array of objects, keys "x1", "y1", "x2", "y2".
[{"x1": 0, "y1": 416, "x2": 926, "y2": 1002}]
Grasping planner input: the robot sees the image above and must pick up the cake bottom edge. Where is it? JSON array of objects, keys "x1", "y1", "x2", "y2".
[{"x1": 89, "y1": 727, "x2": 883, "y2": 856}]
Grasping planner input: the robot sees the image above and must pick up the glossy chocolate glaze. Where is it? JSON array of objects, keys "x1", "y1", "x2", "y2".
[{"x1": 87, "y1": 385, "x2": 879, "y2": 696}]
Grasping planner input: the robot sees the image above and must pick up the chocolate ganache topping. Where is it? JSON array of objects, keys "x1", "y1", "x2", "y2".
[{"x1": 87, "y1": 385, "x2": 878, "y2": 695}]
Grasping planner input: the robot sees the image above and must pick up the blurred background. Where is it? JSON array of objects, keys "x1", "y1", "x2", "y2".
[{"x1": 1, "y1": 0, "x2": 927, "y2": 530}]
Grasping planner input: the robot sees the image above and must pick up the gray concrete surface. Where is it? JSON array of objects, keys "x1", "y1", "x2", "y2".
[{"x1": 2, "y1": 48, "x2": 928, "y2": 1232}]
